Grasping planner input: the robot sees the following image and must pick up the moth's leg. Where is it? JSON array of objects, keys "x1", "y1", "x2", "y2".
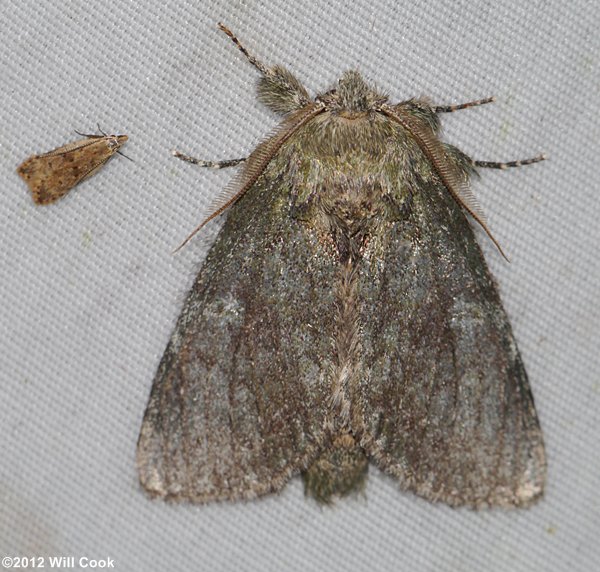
[
  {"x1": 474, "y1": 155, "x2": 546, "y2": 169},
  {"x1": 434, "y1": 96, "x2": 495, "y2": 113},
  {"x1": 218, "y1": 23, "x2": 269, "y2": 75},
  {"x1": 218, "y1": 23, "x2": 311, "y2": 114},
  {"x1": 172, "y1": 150, "x2": 246, "y2": 169}
]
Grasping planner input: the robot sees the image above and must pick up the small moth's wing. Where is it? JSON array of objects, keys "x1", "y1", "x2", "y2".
[
  {"x1": 356, "y1": 179, "x2": 546, "y2": 508},
  {"x1": 137, "y1": 174, "x2": 338, "y2": 502},
  {"x1": 17, "y1": 135, "x2": 127, "y2": 204},
  {"x1": 17, "y1": 153, "x2": 81, "y2": 204}
]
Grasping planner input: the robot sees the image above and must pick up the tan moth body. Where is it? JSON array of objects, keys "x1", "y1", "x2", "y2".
[{"x1": 17, "y1": 133, "x2": 128, "y2": 204}]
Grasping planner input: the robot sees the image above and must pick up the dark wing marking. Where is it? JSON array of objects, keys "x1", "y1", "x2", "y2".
[
  {"x1": 355, "y1": 179, "x2": 545, "y2": 507},
  {"x1": 137, "y1": 173, "x2": 338, "y2": 502}
]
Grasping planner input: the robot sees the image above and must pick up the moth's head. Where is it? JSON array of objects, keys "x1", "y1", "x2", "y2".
[
  {"x1": 219, "y1": 25, "x2": 388, "y2": 116},
  {"x1": 316, "y1": 71, "x2": 389, "y2": 114},
  {"x1": 257, "y1": 67, "x2": 388, "y2": 116},
  {"x1": 107, "y1": 134, "x2": 129, "y2": 150}
]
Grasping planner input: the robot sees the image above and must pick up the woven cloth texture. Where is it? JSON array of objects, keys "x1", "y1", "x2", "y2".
[{"x1": 1, "y1": 1, "x2": 598, "y2": 570}]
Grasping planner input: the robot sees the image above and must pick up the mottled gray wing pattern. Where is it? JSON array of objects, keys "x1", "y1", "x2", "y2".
[
  {"x1": 137, "y1": 176, "x2": 337, "y2": 502},
  {"x1": 355, "y1": 181, "x2": 546, "y2": 507}
]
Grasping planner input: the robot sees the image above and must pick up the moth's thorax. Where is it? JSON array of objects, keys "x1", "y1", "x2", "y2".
[{"x1": 283, "y1": 110, "x2": 422, "y2": 172}]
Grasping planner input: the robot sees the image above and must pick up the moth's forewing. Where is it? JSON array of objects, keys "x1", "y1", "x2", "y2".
[
  {"x1": 355, "y1": 160, "x2": 545, "y2": 508},
  {"x1": 136, "y1": 172, "x2": 339, "y2": 502},
  {"x1": 17, "y1": 135, "x2": 128, "y2": 204},
  {"x1": 17, "y1": 153, "x2": 80, "y2": 204}
]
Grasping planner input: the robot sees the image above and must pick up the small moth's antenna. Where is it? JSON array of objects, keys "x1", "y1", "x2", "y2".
[
  {"x1": 218, "y1": 23, "x2": 269, "y2": 75},
  {"x1": 74, "y1": 129, "x2": 100, "y2": 138},
  {"x1": 116, "y1": 149, "x2": 134, "y2": 162},
  {"x1": 73, "y1": 127, "x2": 133, "y2": 162},
  {"x1": 75, "y1": 124, "x2": 109, "y2": 138}
]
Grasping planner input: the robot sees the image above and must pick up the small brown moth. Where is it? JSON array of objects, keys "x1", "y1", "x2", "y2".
[{"x1": 17, "y1": 130, "x2": 128, "y2": 204}]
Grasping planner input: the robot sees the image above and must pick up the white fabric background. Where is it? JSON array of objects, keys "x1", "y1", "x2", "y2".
[{"x1": 1, "y1": 1, "x2": 598, "y2": 570}]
